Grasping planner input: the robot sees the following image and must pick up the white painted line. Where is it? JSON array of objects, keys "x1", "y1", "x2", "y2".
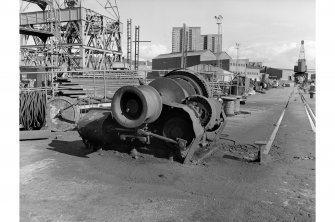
[
  {"x1": 263, "y1": 109, "x2": 286, "y2": 155},
  {"x1": 305, "y1": 105, "x2": 316, "y2": 133},
  {"x1": 306, "y1": 103, "x2": 315, "y2": 122}
]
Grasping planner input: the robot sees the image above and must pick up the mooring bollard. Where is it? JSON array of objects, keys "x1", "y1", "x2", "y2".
[
  {"x1": 309, "y1": 92, "x2": 314, "y2": 99},
  {"x1": 254, "y1": 141, "x2": 267, "y2": 163}
]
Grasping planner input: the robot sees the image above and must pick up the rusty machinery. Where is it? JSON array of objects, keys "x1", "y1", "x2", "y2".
[{"x1": 77, "y1": 69, "x2": 226, "y2": 164}]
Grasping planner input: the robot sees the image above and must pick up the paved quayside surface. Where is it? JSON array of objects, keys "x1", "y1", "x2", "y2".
[{"x1": 20, "y1": 86, "x2": 315, "y2": 222}]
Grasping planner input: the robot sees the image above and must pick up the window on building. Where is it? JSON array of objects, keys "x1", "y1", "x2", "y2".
[
  {"x1": 179, "y1": 29, "x2": 183, "y2": 52},
  {"x1": 189, "y1": 29, "x2": 192, "y2": 50},
  {"x1": 204, "y1": 36, "x2": 208, "y2": 50}
]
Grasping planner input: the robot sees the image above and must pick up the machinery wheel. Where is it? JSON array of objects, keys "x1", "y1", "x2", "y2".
[
  {"x1": 164, "y1": 69, "x2": 212, "y2": 98},
  {"x1": 185, "y1": 96, "x2": 212, "y2": 127},
  {"x1": 162, "y1": 117, "x2": 194, "y2": 147},
  {"x1": 46, "y1": 96, "x2": 80, "y2": 132}
]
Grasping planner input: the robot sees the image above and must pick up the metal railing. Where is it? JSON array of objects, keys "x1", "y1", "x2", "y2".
[
  {"x1": 20, "y1": 69, "x2": 148, "y2": 100},
  {"x1": 20, "y1": 69, "x2": 246, "y2": 99}
]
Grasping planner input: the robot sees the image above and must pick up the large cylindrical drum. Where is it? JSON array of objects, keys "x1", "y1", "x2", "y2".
[
  {"x1": 111, "y1": 85, "x2": 163, "y2": 128},
  {"x1": 149, "y1": 78, "x2": 187, "y2": 103},
  {"x1": 221, "y1": 96, "x2": 236, "y2": 117}
]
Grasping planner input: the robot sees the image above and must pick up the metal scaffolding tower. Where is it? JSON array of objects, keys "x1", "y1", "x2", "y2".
[
  {"x1": 127, "y1": 19, "x2": 132, "y2": 69},
  {"x1": 132, "y1": 25, "x2": 150, "y2": 71},
  {"x1": 134, "y1": 25, "x2": 140, "y2": 71},
  {"x1": 20, "y1": 0, "x2": 123, "y2": 70}
]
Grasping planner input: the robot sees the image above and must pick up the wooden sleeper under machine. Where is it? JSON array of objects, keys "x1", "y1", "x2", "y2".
[{"x1": 77, "y1": 69, "x2": 226, "y2": 164}]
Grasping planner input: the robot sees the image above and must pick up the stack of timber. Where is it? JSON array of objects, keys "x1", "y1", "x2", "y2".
[
  {"x1": 70, "y1": 78, "x2": 140, "y2": 97},
  {"x1": 55, "y1": 78, "x2": 86, "y2": 98},
  {"x1": 55, "y1": 77, "x2": 141, "y2": 99}
]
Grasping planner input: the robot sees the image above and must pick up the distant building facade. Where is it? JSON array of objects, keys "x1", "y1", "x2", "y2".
[
  {"x1": 151, "y1": 50, "x2": 220, "y2": 77},
  {"x1": 201, "y1": 51, "x2": 231, "y2": 71},
  {"x1": 261, "y1": 67, "x2": 294, "y2": 81},
  {"x1": 229, "y1": 59, "x2": 249, "y2": 75},
  {"x1": 188, "y1": 64, "x2": 234, "y2": 82},
  {"x1": 201, "y1": 34, "x2": 222, "y2": 53},
  {"x1": 246, "y1": 62, "x2": 263, "y2": 81},
  {"x1": 172, "y1": 26, "x2": 223, "y2": 53},
  {"x1": 152, "y1": 50, "x2": 232, "y2": 73},
  {"x1": 172, "y1": 27, "x2": 202, "y2": 52}
]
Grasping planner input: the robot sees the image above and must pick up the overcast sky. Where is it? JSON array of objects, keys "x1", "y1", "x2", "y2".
[{"x1": 24, "y1": 0, "x2": 316, "y2": 69}]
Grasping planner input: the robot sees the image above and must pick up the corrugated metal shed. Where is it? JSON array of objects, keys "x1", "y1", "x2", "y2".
[
  {"x1": 214, "y1": 51, "x2": 232, "y2": 60},
  {"x1": 154, "y1": 50, "x2": 216, "y2": 61},
  {"x1": 188, "y1": 64, "x2": 234, "y2": 82}
]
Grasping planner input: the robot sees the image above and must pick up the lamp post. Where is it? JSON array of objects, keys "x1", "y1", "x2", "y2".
[
  {"x1": 235, "y1": 43, "x2": 240, "y2": 96},
  {"x1": 214, "y1": 15, "x2": 223, "y2": 68}
]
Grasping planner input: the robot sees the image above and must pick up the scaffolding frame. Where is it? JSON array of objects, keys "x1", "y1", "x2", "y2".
[
  {"x1": 126, "y1": 18, "x2": 132, "y2": 68},
  {"x1": 20, "y1": 0, "x2": 123, "y2": 70}
]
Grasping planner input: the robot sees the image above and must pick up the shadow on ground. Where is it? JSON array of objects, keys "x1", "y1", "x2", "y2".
[{"x1": 47, "y1": 139, "x2": 93, "y2": 158}]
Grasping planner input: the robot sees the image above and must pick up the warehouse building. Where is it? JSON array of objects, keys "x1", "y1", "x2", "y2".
[
  {"x1": 152, "y1": 50, "x2": 232, "y2": 73},
  {"x1": 261, "y1": 67, "x2": 294, "y2": 81},
  {"x1": 152, "y1": 50, "x2": 217, "y2": 72},
  {"x1": 246, "y1": 62, "x2": 263, "y2": 81},
  {"x1": 187, "y1": 64, "x2": 234, "y2": 82},
  {"x1": 201, "y1": 51, "x2": 231, "y2": 70}
]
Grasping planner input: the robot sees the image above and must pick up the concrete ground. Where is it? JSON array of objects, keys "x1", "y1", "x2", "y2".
[{"x1": 20, "y1": 86, "x2": 315, "y2": 222}]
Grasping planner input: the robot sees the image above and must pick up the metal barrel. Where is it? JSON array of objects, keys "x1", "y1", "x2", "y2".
[
  {"x1": 221, "y1": 96, "x2": 236, "y2": 117},
  {"x1": 111, "y1": 85, "x2": 163, "y2": 128}
]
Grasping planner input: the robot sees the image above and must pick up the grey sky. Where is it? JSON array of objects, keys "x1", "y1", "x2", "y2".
[
  {"x1": 112, "y1": 0, "x2": 315, "y2": 69},
  {"x1": 24, "y1": 0, "x2": 316, "y2": 69}
]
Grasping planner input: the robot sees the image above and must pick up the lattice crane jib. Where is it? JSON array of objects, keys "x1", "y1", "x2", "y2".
[{"x1": 127, "y1": 19, "x2": 132, "y2": 68}]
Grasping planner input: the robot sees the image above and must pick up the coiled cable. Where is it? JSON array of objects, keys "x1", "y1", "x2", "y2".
[{"x1": 19, "y1": 91, "x2": 46, "y2": 130}]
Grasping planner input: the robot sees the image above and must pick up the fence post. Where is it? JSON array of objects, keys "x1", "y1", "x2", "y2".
[
  {"x1": 103, "y1": 69, "x2": 107, "y2": 101},
  {"x1": 145, "y1": 70, "x2": 147, "y2": 84},
  {"x1": 51, "y1": 70, "x2": 54, "y2": 97},
  {"x1": 93, "y1": 70, "x2": 96, "y2": 98}
]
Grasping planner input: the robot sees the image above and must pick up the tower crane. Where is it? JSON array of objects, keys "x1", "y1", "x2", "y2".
[{"x1": 294, "y1": 40, "x2": 308, "y2": 85}]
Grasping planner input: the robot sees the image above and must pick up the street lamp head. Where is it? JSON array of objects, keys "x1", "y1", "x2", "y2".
[{"x1": 214, "y1": 15, "x2": 223, "y2": 24}]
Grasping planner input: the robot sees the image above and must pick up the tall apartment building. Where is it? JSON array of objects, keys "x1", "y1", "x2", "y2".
[
  {"x1": 172, "y1": 27, "x2": 202, "y2": 52},
  {"x1": 201, "y1": 34, "x2": 222, "y2": 53}
]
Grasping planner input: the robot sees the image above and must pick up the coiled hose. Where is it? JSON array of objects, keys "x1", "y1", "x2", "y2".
[{"x1": 19, "y1": 91, "x2": 47, "y2": 130}]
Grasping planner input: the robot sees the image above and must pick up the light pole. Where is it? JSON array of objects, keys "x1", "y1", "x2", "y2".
[
  {"x1": 235, "y1": 43, "x2": 240, "y2": 96},
  {"x1": 214, "y1": 15, "x2": 223, "y2": 69},
  {"x1": 214, "y1": 15, "x2": 223, "y2": 83}
]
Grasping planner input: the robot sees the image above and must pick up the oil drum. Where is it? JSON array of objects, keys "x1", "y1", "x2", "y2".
[{"x1": 221, "y1": 96, "x2": 236, "y2": 117}]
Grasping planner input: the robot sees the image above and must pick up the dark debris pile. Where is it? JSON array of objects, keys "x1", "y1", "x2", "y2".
[{"x1": 220, "y1": 143, "x2": 259, "y2": 162}]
